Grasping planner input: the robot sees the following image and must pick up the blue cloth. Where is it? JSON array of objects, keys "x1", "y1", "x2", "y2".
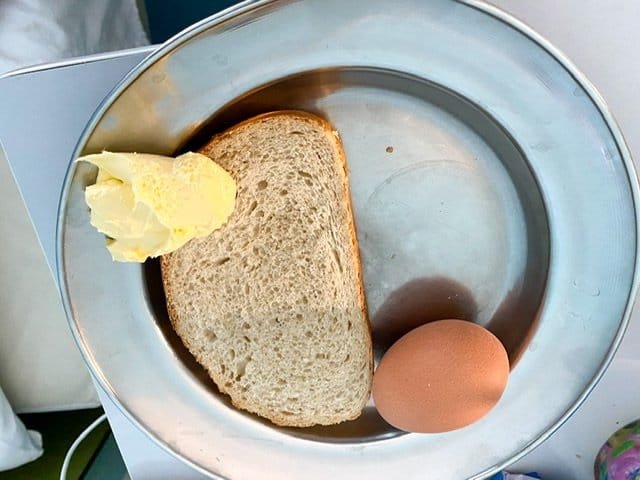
[{"x1": 489, "y1": 473, "x2": 541, "y2": 480}]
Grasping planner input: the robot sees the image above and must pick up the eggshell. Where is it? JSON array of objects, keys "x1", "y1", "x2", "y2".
[{"x1": 372, "y1": 319, "x2": 509, "y2": 433}]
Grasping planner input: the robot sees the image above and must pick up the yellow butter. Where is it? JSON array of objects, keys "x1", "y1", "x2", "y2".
[{"x1": 79, "y1": 151, "x2": 236, "y2": 262}]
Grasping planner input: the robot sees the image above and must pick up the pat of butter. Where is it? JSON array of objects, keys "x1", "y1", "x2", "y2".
[{"x1": 79, "y1": 151, "x2": 236, "y2": 262}]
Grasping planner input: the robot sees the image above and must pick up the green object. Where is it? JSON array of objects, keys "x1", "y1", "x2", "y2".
[
  {"x1": 0, "y1": 409, "x2": 108, "y2": 480},
  {"x1": 594, "y1": 419, "x2": 640, "y2": 480},
  {"x1": 612, "y1": 440, "x2": 636, "y2": 458}
]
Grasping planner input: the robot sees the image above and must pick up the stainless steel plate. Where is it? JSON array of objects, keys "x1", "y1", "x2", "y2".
[{"x1": 57, "y1": 0, "x2": 640, "y2": 478}]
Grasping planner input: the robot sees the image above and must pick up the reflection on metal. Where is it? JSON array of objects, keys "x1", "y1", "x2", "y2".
[{"x1": 57, "y1": 0, "x2": 639, "y2": 479}]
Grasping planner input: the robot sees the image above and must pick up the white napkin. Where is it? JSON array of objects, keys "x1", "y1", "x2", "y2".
[
  {"x1": 0, "y1": 387, "x2": 42, "y2": 471},
  {"x1": 0, "y1": 0, "x2": 149, "y2": 74}
]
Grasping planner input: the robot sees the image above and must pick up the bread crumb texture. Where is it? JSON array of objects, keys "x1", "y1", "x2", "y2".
[{"x1": 161, "y1": 112, "x2": 372, "y2": 427}]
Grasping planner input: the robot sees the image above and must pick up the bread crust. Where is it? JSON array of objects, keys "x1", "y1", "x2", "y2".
[{"x1": 160, "y1": 111, "x2": 372, "y2": 427}]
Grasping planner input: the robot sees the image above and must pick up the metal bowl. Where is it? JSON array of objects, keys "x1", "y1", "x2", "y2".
[{"x1": 57, "y1": 0, "x2": 640, "y2": 478}]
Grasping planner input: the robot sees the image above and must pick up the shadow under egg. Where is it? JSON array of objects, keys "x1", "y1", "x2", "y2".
[{"x1": 371, "y1": 276, "x2": 478, "y2": 359}]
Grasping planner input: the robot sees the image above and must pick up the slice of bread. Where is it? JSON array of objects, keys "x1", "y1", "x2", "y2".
[{"x1": 160, "y1": 111, "x2": 372, "y2": 427}]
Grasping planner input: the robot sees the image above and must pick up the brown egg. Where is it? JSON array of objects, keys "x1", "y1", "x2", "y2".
[{"x1": 372, "y1": 319, "x2": 509, "y2": 433}]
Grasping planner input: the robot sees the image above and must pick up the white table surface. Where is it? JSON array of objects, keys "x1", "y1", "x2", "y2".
[{"x1": 1, "y1": 1, "x2": 639, "y2": 479}]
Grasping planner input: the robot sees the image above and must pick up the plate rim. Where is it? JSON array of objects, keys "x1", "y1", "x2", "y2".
[{"x1": 55, "y1": 1, "x2": 640, "y2": 478}]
